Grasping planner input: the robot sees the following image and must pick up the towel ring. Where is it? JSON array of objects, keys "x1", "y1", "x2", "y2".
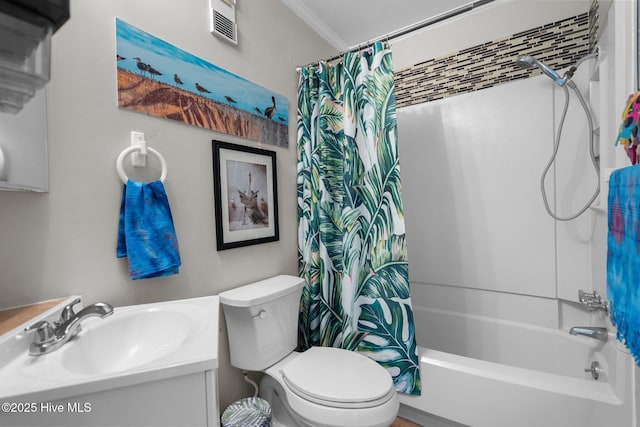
[{"x1": 116, "y1": 146, "x2": 167, "y2": 184}]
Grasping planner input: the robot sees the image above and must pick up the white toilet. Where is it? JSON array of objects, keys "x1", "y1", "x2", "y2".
[{"x1": 219, "y1": 275, "x2": 399, "y2": 427}]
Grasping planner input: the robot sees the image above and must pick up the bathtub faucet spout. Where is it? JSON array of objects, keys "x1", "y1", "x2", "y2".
[{"x1": 569, "y1": 326, "x2": 608, "y2": 342}]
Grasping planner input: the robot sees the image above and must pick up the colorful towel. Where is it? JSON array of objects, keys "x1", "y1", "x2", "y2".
[
  {"x1": 117, "y1": 179, "x2": 181, "y2": 280},
  {"x1": 616, "y1": 92, "x2": 640, "y2": 164},
  {"x1": 608, "y1": 165, "x2": 640, "y2": 364}
]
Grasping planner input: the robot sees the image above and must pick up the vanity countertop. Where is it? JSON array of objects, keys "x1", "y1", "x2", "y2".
[
  {"x1": 0, "y1": 295, "x2": 219, "y2": 402},
  {"x1": 0, "y1": 298, "x2": 67, "y2": 336}
]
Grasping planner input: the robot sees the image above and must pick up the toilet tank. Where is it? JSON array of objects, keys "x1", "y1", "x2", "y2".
[{"x1": 219, "y1": 275, "x2": 304, "y2": 371}]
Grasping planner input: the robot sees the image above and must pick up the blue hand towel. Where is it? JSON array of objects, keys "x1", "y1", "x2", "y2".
[
  {"x1": 117, "y1": 179, "x2": 181, "y2": 280},
  {"x1": 608, "y1": 165, "x2": 640, "y2": 364}
]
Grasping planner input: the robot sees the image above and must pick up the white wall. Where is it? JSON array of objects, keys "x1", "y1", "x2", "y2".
[
  {"x1": 0, "y1": 0, "x2": 334, "y2": 410},
  {"x1": 392, "y1": 0, "x2": 591, "y2": 69}
]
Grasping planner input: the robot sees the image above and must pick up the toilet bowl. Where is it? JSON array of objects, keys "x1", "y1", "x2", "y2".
[
  {"x1": 219, "y1": 275, "x2": 399, "y2": 427},
  {"x1": 263, "y1": 348, "x2": 398, "y2": 427}
]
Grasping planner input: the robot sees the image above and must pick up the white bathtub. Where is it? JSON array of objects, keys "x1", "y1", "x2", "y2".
[{"x1": 398, "y1": 308, "x2": 634, "y2": 427}]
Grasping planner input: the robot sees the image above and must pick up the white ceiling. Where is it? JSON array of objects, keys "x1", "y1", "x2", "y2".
[{"x1": 279, "y1": 0, "x2": 479, "y2": 51}]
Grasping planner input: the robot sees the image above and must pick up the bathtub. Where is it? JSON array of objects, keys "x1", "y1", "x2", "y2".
[{"x1": 398, "y1": 307, "x2": 634, "y2": 427}]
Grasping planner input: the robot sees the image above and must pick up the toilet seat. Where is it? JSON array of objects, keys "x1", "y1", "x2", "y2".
[{"x1": 281, "y1": 347, "x2": 396, "y2": 409}]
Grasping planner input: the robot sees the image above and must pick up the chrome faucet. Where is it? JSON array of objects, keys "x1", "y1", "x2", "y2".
[
  {"x1": 24, "y1": 298, "x2": 114, "y2": 356},
  {"x1": 577, "y1": 290, "x2": 609, "y2": 314},
  {"x1": 569, "y1": 326, "x2": 608, "y2": 342}
]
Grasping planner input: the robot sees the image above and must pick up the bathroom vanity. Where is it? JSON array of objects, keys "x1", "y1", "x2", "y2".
[{"x1": 0, "y1": 296, "x2": 220, "y2": 426}]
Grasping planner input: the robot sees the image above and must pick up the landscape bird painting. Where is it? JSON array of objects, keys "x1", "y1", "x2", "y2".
[{"x1": 115, "y1": 18, "x2": 289, "y2": 147}]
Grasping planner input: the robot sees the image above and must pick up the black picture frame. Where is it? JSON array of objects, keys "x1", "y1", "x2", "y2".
[{"x1": 212, "y1": 140, "x2": 279, "y2": 250}]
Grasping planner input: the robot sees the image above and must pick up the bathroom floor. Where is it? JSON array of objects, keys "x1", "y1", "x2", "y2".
[{"x1": 391, "y1": 417, "x2": 422, "y2": 427}]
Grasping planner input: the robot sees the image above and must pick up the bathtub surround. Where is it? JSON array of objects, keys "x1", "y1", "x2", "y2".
[
  {"x1": 296, "y1": 42, "x2": 421, "y2": 395},
  {"x1": 394, "y1": 45, "x2": 613, "y2": 427},
  {"x1": 392, "y1": 2, "x2": 600, "y2": 303},
  {"x1": 391, "y1": 0, "x2": 638, "y2": 425}
]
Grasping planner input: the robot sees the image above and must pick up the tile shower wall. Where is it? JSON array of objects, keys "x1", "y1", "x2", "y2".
[{"x1": 394, "y1": 6, "x2": 597, "y2": 108}]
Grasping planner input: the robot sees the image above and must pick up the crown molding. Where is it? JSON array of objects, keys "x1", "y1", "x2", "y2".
[{"x1": 279, "y1": 0, "x2": 348, "y2": 51}]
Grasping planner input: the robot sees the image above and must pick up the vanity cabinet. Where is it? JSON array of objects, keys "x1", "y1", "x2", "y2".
[{"x1": 0, "y1": 370, "x2": 220, "y2": 426}]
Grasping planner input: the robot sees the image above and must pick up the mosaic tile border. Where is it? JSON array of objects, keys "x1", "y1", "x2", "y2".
[
  {"x1": 394, "y1": 10, "x2": 595, "y2": 108},
  {"x1": 589, "y1": 0, "x2": 599, "y2": 53}
]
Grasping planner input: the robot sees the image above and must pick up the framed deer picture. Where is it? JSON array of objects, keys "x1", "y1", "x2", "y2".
[{"x1": 212, "y1": 140, "x2": 279, "y2": 250}]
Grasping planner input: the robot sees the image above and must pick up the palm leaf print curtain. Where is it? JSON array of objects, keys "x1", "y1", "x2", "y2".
[{"x1": 296, "y1": 42, "x2": 421, "y2": 395}]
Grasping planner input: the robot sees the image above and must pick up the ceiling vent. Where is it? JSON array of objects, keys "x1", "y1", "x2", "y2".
[{"x1": 209, "y1": 0, "x2": 237, "y2": 45}]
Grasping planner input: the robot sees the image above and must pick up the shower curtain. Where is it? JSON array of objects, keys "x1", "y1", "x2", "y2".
[{"x1": 296, "y1": 42, "x2": 421, "y2": 395}]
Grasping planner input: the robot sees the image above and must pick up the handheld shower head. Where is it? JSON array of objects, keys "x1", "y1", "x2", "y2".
[
  {"x1": 515, "y1": 52, "x2": 600, "y2": 221},
  {"x1": 515, "y1": 55, "x2": 564, "y2": 86}
]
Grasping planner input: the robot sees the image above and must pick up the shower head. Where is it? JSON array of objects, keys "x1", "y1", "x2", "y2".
[{"x1": 515, "y1": 55, "x2": 564, "y2": 86}]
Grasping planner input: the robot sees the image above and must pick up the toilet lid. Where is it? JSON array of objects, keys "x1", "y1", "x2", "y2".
[{"x1": 281, "y1": 347, "x2": 395, "y2": 409}]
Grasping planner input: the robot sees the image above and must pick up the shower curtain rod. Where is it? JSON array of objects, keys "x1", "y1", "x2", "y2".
[{"x1": 297, "y1": 0, "x2": 495, "y2": 70}]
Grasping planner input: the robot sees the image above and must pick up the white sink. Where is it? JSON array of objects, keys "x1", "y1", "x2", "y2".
[
  {"x1": 0, "y1": 296, "x2": 219, "y2": 402},
  {"x1": 62, "y1": 307, "x2": 198, "y2": 375}
]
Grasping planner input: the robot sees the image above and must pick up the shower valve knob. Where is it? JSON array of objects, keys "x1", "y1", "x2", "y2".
[{"x1": 584, "y1": 361, "x2": 601, "y2": 380}]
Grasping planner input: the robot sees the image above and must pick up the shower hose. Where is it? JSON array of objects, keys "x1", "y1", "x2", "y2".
[{"x1": 540, "y1": 83, "x2": 600, "y2": 221}]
